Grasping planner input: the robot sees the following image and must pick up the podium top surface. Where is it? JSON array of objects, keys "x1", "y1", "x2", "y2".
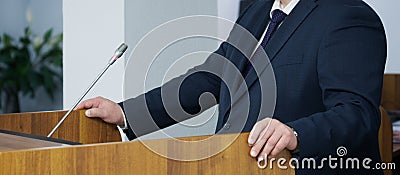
[
  {"x1": 0, "y1": 130, "x2": 78, "y2": 153},
  {"x1": 0, "y1": 131, "x2": 294, "y2": 174}
]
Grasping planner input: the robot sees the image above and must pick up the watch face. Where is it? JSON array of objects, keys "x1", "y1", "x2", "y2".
[{"x1": 291, "y1": 127, "x2": 298, "y2": 137}]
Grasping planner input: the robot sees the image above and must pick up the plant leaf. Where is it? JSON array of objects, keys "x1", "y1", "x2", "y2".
[
  {"x1": 2, "y1": 34, "x2": 13, "y2": 47},
  {"x1": 43, "y1": 29, "x2": 53, "y2": 43},
  {"x1": 24, "y1": 27, "x2": 31, "y2": 37}
]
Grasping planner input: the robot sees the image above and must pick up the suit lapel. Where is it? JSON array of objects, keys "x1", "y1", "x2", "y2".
[{"x1": 220, "y1": 0, "x2": 318, "y2": 119}]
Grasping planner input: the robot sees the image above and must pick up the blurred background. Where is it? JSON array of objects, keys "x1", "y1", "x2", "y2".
[
  {"x1": 0, "y1": 0, "x2": 63, "y2": 113},
  {"x1": 0, "y1": 0, "x2": 398, "y2": 115}
]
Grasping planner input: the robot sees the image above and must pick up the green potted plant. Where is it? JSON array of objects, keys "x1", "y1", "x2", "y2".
[{"x1": 0, "y1": 27, "x2": 63, "y2": 113}]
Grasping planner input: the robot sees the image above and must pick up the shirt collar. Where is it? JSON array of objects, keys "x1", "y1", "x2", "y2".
[{"x1": 270, "y1": 0, "x2": 300, "y2": 18}]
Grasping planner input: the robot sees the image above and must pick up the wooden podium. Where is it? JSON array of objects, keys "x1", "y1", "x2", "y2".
[{"x1": 0, "y1": 110, "x2": 294, "y2": 175}]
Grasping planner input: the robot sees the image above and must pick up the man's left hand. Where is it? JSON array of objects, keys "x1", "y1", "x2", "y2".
[{"x1": 248, "y1": 118, "x2": 298, "y2": 161}]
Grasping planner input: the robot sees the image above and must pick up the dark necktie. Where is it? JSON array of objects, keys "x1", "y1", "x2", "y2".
[
  {"x1": 261, "y1": 9, "x2": 287, "y2": 47},
  {"x1": 243, "y1": 9, "x2": 287, "y2": 76}
]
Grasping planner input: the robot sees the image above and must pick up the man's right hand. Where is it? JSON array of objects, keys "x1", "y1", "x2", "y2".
[{"x1": 75, "y1": 96, "x2": 125, "y2": 127}]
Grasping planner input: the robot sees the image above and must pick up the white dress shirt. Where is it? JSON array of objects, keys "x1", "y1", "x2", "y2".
[{"x1": 271, "y1": 0, "x2": 299, "y2": 17}]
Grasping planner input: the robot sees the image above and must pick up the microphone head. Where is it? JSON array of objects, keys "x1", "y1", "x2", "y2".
[
  {"x1": 114, "y1": 43, "x2": 128, "y2": 58},
  {"x1": 109, "y1": 43, "x2": 128, "y2": 65},
  {"x1": 117, "y1": 43, "x2": 128, "y2": 54}
]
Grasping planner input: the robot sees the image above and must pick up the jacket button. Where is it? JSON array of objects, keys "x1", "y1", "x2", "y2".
[{"x1": 223, "y1": 123, "x2": 231, "y2": 130}]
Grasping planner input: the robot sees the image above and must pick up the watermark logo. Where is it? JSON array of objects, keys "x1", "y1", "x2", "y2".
[
  {"x1": 336, "y1": 146, "x2": 347, "y2": 157},
  {"x1": 257, "y1": 146, "x2": 396, "y2": 171}
]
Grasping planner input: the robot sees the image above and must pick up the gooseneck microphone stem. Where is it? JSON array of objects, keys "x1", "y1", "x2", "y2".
[
  {"x1": 47, "y1": 43, "x2": 128, "y2": 138},
  {"x1": 47, "y1": 64, "x2": 111, "y2": 137}
]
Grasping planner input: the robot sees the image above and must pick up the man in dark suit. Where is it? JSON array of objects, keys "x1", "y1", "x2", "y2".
[{"x1": 77, "y1": 0, "x2": 387, "y2": 173}]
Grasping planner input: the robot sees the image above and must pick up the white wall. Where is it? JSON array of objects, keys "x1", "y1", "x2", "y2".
[
  {"x1": 63, "y1": 0, "x2": 126, "y2": 108},
  {"x1": 364, "y1": 0, "x2": 400, "y2": 74},
  {"x1": 218, "y1": 0, "x2": 240, "y2": 35},
  {"x1": 124, "y1": 0, "x2": 221, "y2": 140}
]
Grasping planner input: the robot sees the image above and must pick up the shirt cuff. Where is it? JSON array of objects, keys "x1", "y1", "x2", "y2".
[
  {"x1": 117, "y1": 125, "x2": 130, "y2": 142},
  {"x1": 117, "y1": 107, "x2": 128, "y2": 130}
]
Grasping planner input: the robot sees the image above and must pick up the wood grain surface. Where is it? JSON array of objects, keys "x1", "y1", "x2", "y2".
[
  {"x1": 0, "y1": 110, "x2": 121, "y2": 144},
  {"x1": 0, "y1": 133, "x2": 66, "y2": 152},
  {"x1": 0, "y1": 132, "x2": 294, "y2": 175},
  {"x1": 379, "y1": 107, "x2": 393, "y2": 175},
  {"x1": 382, "y1": 74, "x2": 400, "y2": 110}
]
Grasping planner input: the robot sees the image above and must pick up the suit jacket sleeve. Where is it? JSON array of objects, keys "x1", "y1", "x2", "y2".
[
  {"x1": 286, "y1": 5, "x2": 387, "y2": 159},
  {"x1": 119, "y1": 42, "x2": 229, "y2": 140}
]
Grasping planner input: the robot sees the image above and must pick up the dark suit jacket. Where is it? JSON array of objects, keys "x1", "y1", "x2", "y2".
[{"x1": 121, "y1": 0, "x2": 387, "y2": 174}]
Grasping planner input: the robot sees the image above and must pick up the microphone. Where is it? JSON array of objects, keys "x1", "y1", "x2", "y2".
[{"x1": 47, "y1": 43, "x2": 128, "y2": 138}]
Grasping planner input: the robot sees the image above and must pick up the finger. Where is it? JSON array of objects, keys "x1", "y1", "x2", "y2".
[
  {"x1": 75, "y1": 101, "x2": 88, "y2": 110},
  {"x1": 248, "y1": 118, "x2": 271, "y2": 145},
  {"x1": 248, "y1": 123, "x2": 264, "y2": 146},
  {"x1": 258, "y1": 130, "x2": 283, "y2": 160},
  {"x1": 255, "y1": 119, "x2": 276, "y2": 144},
  {"x1": 85, "y1": 108, "x2": 105, "y2": 118},
  {"x1": 75, "y1": 98, "x2": 99, "y2": 110},
  {"x1": 250, "y1": 126, "x2": 275, "y2": 157},
  {"x1": 76, "y1": 100, "x2": 91, "y2": 110},
  {"x1": 270, "y1": 133, "x2": 290, "y2": 157}
]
